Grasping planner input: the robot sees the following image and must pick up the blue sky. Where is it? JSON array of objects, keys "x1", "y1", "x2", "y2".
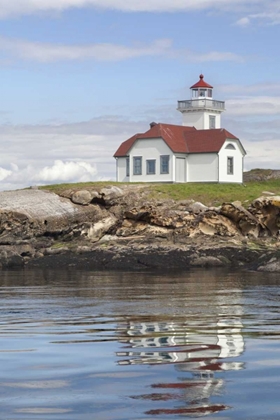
[{"x1": 0, "y1": 0, "x2": 280, "y2": 189}]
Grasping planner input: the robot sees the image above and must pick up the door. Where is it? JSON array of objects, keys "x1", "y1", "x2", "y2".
[{"x1": 175, "y1": 157, "x2": 186, "y2": 183}]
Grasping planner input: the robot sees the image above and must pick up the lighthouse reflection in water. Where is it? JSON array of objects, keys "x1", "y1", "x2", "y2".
[{"x1": 117, "y1": 291, "x2": 245, "y2": 417}]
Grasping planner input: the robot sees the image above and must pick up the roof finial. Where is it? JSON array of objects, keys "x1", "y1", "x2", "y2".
[{"x1": 190, "y1": 75, "x2": 213, "y2": 89}]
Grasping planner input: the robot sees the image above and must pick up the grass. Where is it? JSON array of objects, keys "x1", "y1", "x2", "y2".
[
  {"x1": 145, "y1": 180, "x2": 280, "y2": 206},
  {"x1": 40, "y1": 179, "x2": 280, "y2": 207},
  {"x1": 40, "y1": 181, "x2": 119, "y2": 195}
]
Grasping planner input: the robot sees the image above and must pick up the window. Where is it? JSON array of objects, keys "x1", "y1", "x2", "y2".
[
  {"x1": 209, "y1": 115, "x2": 216, "y2": 129},
  {"x1": 225, "y1": 143, "x2": 236, "y2": 150},
  {"x1": 126, "y1": 158, "x2": 130, "y2": 177},
  {"x1": 146, "y1": 159, "x2": 156, "y2": 175},
  {"x1": 227, "y1": 157, "x2": 234, "y2": 175},
  {"x1": 160, "y1": 155, "x2": 170, "y2": 174},
  {"x1": 133, "y1": 156, "x2": 142, "y2": 175},
  {"x1": 199, "y1": 89, "x2": 206, "y2": 97}
]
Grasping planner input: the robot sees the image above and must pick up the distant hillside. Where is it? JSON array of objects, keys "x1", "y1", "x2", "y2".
[{"x1": 244, "y1": 169, "x2": 280, "y2": 182}]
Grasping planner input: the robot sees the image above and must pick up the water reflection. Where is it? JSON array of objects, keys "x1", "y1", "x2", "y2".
[
  {"x1": 117, "y1": 282, "x2": 245, "y2": 417},
  {"x1": 1, "y1": 269, "x2": 280, "y2": 419}
]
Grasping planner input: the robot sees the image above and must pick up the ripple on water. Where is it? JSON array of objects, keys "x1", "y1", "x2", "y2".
[{"x1": 0, "y1": 269, "x2": 280, "y2": 419}]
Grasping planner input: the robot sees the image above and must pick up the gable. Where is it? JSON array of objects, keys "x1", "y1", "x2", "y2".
[
  {"x1": 114, "y1": 133, "x2": 139, "y2": 158},
  {"x1": 128, "y1": 136, "x2": 173, "y2": 156},
  {"x1": 219, "y1": 138, "x2": 246, "y2": 156},
  {"x1": 114, "y1": 123, "x2": 196, "y2": 157}
]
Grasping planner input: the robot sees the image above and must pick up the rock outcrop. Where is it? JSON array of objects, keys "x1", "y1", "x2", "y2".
[{"x1": 0, "y1": 186, "x2": 279, "y2": 271}]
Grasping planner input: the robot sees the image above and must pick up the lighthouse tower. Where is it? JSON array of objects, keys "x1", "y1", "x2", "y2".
[{"x1": 177, "y1": 74, "x2": 225, "y2": 130}]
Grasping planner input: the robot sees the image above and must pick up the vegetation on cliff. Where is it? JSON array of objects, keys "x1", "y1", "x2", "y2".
[
  {"x1": 0, "y1": 169, "x2": 279, "y2": 271},
  {"x1": 41, "y1": 170, "x2": 280, "y2": 207}
]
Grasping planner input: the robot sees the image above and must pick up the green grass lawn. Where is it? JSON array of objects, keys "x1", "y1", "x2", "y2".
[
  {"x1": 146, "y1": 180, "x2": 280, "y2": 205},
  {"x1": 40, "y1": 179, "x2": 280, "y2": 207}
]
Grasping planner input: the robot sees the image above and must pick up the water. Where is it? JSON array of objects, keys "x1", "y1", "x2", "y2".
[{"x1": 1, "y1": 269, "x2": 280, "y2": 419}]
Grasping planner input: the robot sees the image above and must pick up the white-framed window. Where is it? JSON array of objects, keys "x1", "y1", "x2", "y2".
[
  {"x1": 199, "y1": 89, "x2": 206, "y2": 97},
  {"x1": 160, "y1": 155, "x2": 170, "y2": 174},
  {"x1": 126, "y1": 157, "x2": 130, "y2": 177},
  {"x1": 227, "y1": 157, "x2": 234, "y2": 175},
  {"x1": 146, "y1": 159, "x2": 156, "y2": 175},
  {"x1": 133, "y1": 156, "x2": 142, "y2": 175},
  {"x1": 209, "y1": 115, "x2": 216, "y2": 129}
]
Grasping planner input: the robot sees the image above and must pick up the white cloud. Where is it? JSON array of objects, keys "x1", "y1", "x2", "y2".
[
  {"x1": 0, "y1": 37, "x2": 173, "y2": 63},
  {"x1": 220, "y1": 83, "x2": 280, "y2": 95},
  {"x1": 243, "y1": 138, "x2": 280, "y2": 170},
  {"x1": 0, "y1": 0, "x2": 268, "y2": 17},
  {"x1": 0, "y1": 117, "x2": 143, "y2": 190},
  {"x1": 245, "y1": 11, "x2": 280, "y2": 26},
  {"x1": 192, "y1": 51, "x2": 243, "y2": 63},
  {"x1": 0, "y1": 0, "x2": 279, "y2": 27},
  {"x1": 0, "y1": 160, "x2": 99, "y2": 191},
  {"x1": 35, "y1": 160, "x2": 97, "y2": 183},
  {"x1": 0, "y1": 109, "x2": 279, "y2": 191},
  {"x1": 0, "y1": 36, "x2": 243, "y2": 63},
  {"x1": 227, "y1": 96, "x2": 280, "y2": 115},
  {"x1": 0, "y1": 167, "x2": 12, "y2": 181},
  {"x1": 235, "y1": 17, "x2": 251, "y2": 26}
]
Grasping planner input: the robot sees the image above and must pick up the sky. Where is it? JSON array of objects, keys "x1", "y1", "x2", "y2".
[{"x1": 0, "y1": 0, "x2": 280, "y2": 190}]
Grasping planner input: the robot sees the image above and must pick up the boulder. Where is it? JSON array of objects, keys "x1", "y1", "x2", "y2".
[
  {"x1": 100, "y1": 186, "x2": 124, "y2": 206},
  {"x1": 124, "y1": 205, "x2": 153, "y2": 222},
  {"x1": 249, "y1": 196, "x2": 280, "y2": 235},
  {"x1": 190, "y1": 256, "x2": 227, "y2": 267},
  {"x1": 220, "y1": 202, "x2": 260, "y2": 237},
  {"x1": 187, "y1": 201, "x2": 208, "y2": 214},
  {"x1": 44, "y1": 247, "x2": 69, "y2": 255},
  {"x1": 116, "y1": 219, "x2": 148, "y2": 237},
  {"x1": 257, "y1": 257, "x2": 280, "y2": 272},
  {"x1": 197, "y1": 211, "x2": 239, "y2": 237},
  {"x1": 71, "y1": 190, "x2": 92, "y2": 205},
  {"x1": 0, "y1": 248, "x2": 24, "y2": 268},
  {"x1": 81, "y1": 216, "x2": 117, "y2": 242}
]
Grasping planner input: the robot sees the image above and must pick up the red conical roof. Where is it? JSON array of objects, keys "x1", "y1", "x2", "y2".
[{"x1": 190, "y1": 74, "x2": 213, "y2": 89}]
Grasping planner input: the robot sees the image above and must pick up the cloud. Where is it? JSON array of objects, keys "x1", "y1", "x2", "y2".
[
  {"x1": 243, "y1": 138, "x2": 280, "y2": 170},
  {"x1": 0, "y1": 37, "x2": 173, "y2": 63},
  {"x1": 0, "y1": 107, "x2": 280, "y2": 191},
  {"x1": 0, "y1": 167, "x2": 12, "y2": 181},
  {"x1": 220, "y1": 83, "x2": 280, "y2": 95},
  {"x1": 0, "y1": 160, "x2": 99, "y2": 191},
  {"x1": 0, "y1": 36, "x2": 243, "y2": 63},
  {"x1": 192, "y1": 51, "x2": 243, "y2": 63},
  {"x1": 0, "y1": 116, "x2": 145, "y2": 190},
  {"x1": 0, "y1": 0, "x2": 279, "y2": 27},
  {"x1": 235, "y1": 17, "x2": 251, "y2": 26},
  {"x1": 227, "y1": 96, "x2": 280, "y2": 116},
  {"x1": 243, "y1": 11, "x2": 280, "y2": 26},
  {"x1": 0, "y1": 0, "x2": 269, "y2": 17},
  {"x1": 34, "y1": 160, "x2": 97, "y2": 183}
]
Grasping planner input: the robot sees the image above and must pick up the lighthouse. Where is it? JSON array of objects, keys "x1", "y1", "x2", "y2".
[{"x1": 177, "y1": 74, "x2": 225, "y2": 130}]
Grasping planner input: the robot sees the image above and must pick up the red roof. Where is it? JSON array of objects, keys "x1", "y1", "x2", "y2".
[
  {"x1": 114, "y1": 123, "x2": 239, "y2": 157},
  {"x1": 190, "y1": 74, "x2": 213, "y2": 89},
  {"x1": 185, "y1": 128, "x2": 238, "y2": 153}
]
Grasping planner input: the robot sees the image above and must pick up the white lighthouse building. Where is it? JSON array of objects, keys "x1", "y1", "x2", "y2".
[
  {"x1": 177, "y1": 74, "x2": 225, "y2": 130},
  {"x1": 114, "y1": 74, "x2": 246, "y2": 183}
]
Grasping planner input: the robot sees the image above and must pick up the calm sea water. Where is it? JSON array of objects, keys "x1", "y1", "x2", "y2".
[{"x1": 1, "y1": 268, "x2": 280, "y2": 419}]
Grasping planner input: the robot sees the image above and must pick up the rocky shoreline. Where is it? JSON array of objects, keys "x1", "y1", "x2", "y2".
[{"x1": 0, "y1": 185, "x2": 280, "y2": 272}]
